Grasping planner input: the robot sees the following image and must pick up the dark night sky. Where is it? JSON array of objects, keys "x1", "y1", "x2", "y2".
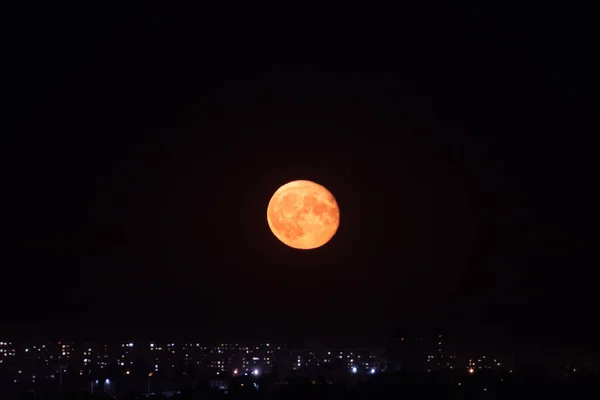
[{"x1": 1, "y1": 3, "x2": 599, "y2": 351}]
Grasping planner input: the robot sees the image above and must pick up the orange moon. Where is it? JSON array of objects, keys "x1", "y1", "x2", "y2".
[{"x1": 267, "y1": 180, "x2": 340, "y2": 250}]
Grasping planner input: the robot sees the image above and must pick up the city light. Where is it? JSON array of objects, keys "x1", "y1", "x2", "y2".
[{"x1": 0, "y1": 339, "x2": 528, "y2": 396}]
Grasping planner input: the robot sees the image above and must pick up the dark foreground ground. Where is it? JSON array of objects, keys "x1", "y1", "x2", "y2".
[{"x1": 9, "y1": 372, "x2": 600, "y2": 400}]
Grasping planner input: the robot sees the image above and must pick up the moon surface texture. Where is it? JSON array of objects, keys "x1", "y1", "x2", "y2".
[{"x1": 267, "y1": 180, "x2": 340, "y2": 250}]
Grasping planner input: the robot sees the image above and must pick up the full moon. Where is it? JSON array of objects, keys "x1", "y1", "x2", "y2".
[{"x1": 267, "y1": 180, "x2": 340, "y2": 250}]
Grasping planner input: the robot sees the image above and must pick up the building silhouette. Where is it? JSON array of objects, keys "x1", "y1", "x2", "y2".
[{"x1": 385, "y1": 331, "x2": 427, "y2": 372}]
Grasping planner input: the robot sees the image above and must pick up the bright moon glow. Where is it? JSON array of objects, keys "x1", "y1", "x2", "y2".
[{"x1": 267, "y1": 180, "x2": 340, "y2": 250}]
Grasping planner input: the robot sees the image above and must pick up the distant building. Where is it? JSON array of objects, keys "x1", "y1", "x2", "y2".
[
  {"x1": 385, "y1": 332, "x2": 427, "y2": 372},
  {"x1": 0, "y1": 339, "x2": 389, "y2": 397}
]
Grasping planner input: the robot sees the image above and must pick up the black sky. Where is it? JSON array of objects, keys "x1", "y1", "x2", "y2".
[{"x1": 1, "y1": 2, "x2": 599, "y2": 352}]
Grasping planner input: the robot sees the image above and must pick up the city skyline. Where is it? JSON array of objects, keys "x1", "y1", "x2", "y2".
[
  {"x1": 0, "y1": 337, "x2": 596, "y2": 398},
  {"x1": 0, "y1": 330, "x2": 593, "y2": 371},
  {"x1": 0, "y1": 337, "x2": 528, "y2": 377}
]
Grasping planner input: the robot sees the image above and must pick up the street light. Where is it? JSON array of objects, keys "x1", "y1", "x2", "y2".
[{"x1": 147, "y1": 372, "x2": 153, "y2": 393}]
